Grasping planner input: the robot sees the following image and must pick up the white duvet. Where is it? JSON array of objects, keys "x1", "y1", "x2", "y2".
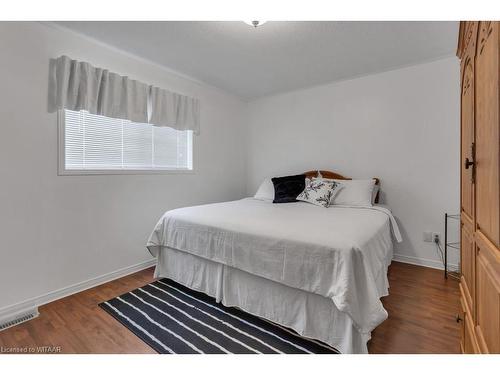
[{"x1": 147, "y1": 198, "x2": 402, "y2": 334}]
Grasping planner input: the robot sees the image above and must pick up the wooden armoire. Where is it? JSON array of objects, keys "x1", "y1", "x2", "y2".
[{"x1": 457, "y1": 21, "x2": 500, "y2": 354}]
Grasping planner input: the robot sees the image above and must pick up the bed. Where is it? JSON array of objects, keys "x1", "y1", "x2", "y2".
[{"x1": 146, "y1": 171, "x2": 402, "y2": 354}]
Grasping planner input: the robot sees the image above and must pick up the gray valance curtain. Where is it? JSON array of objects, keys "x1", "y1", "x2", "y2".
[
  {"x1": 149, "y1": 87, "x2": 200, "y2": 134},
  {"x1": 49, "y1": 55, "x2": 200, "y2": 133}
]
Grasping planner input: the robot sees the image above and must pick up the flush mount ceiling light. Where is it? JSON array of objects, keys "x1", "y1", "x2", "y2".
[{"x1": 244, "y1": 21, "x2": 267, "y2": 28}]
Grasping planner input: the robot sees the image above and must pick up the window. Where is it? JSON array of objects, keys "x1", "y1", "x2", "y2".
[{"x1": 60, "y1": 110, "x2": 193, "y2": 174}]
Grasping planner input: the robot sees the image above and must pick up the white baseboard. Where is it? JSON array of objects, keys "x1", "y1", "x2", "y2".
[
  {"x1": 0, "y1": 258, "x2": 156, "y2": 327},
  {"x1": 392, "y1": 253, "x2": 458, "y2": 271}
]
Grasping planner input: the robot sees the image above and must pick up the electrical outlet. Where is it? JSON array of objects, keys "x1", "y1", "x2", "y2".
[
  {"x1": 423, "y1": 231, "x2": 433, "y2": 242},
  {"x1": 432, "y1": 232, "x2": 440, "y2": 243}
]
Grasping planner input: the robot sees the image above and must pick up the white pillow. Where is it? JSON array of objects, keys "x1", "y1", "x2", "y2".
[
  {"x1": 254, "y1": 178, "x2": 274, "y2": 201},
  {"x1": 330, "y1": 179, "x2": 375, "y2": 207},
  {"x1": 297, "y1": 178, "x2": 342, "y2": 208}
]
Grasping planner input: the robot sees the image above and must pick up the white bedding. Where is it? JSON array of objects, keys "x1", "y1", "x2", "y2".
[{"x1": 147, "y1": 198, "x2": 402, "y2": 336}]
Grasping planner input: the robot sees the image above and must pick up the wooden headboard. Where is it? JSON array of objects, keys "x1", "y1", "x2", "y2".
[{"x1": 303, "y1": 170, "x2": 380, "y2": 204}]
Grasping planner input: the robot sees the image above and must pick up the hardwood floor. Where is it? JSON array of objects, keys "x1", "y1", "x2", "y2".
[
  {"x1": 370, "y1": 262, "x2": 460, "y2": 353},
  {"x1": 0, "y1": 261, "x2": 460, "y2": 354}
]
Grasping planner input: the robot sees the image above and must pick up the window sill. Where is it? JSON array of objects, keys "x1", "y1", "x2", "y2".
[{"x1": 58, "y1": 168, "x2": 196, "y2": 176}]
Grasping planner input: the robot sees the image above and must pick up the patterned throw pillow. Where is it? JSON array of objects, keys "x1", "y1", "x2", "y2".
[{"x1": 296, "y1": 178, "x2": 341, "y2": 207}]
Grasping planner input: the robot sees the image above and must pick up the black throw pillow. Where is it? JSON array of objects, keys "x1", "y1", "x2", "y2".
[{"x1": 271, "y1": 174, "x2": 306, "y2": 203}]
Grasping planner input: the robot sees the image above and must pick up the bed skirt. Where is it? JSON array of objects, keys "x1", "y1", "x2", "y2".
[{"x1": 154, "y1": 247, "x2": 375, "y2": 354}]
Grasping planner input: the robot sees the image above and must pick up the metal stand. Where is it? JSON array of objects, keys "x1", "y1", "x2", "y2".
[{"x1": 444, "y1": 213, "x2": 461, "y2": 280}]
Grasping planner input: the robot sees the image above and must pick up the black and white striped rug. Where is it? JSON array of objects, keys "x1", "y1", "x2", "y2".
[{"x1": 100, "y1": 278, "x2": 339, "y2": 354}]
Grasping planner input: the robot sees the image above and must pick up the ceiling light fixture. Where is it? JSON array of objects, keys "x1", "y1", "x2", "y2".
[{"x1": 244, "y1": 21, "x2": 267, "y2": 28}]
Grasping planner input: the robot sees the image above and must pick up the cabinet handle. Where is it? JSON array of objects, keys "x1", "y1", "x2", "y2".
[
  {"x1": 464, "y1": 157, "x2": 474, "y2": 169},
  {"x1": 456, "y1": 314, "x2": 463, "y2": 323},
  {"x1": 465, "y1": 142, "x2": 476, "y2": 183}
]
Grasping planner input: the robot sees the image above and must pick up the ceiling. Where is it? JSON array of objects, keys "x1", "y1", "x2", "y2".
[{"x1": 55, "y1": 21, "x2": 459, "y2": 100}]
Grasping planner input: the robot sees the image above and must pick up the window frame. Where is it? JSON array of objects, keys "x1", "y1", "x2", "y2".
[{"x1": 57, "y1": 110, "x2": 195, "y2": 176}]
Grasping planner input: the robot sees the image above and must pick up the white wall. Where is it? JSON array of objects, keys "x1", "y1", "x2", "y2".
[
  {"x1": 0, "y1": 22, "x2": 247, "y2": 312},
  {"x1": 0, "y1": 23, "x2": 460, "y2": 318},
  {"x1": 245, "y1": 57, "x2": 461, "y2": 269}
]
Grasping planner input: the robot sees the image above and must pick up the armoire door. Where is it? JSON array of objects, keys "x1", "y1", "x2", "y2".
[
  {"x1": 460, "y1": 21, "x2": 478, "y2": 318},
  {"x1": 473, "y1": 21, "x2": 500, "y2": 354},
  {"x1": 458, "y1": 20, "x2": 500, "y2": 355}
]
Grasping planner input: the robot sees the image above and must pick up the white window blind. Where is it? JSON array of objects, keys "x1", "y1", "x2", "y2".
[{"x1": 62, "y1": 110, "x2": 193, "y2": 172}]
